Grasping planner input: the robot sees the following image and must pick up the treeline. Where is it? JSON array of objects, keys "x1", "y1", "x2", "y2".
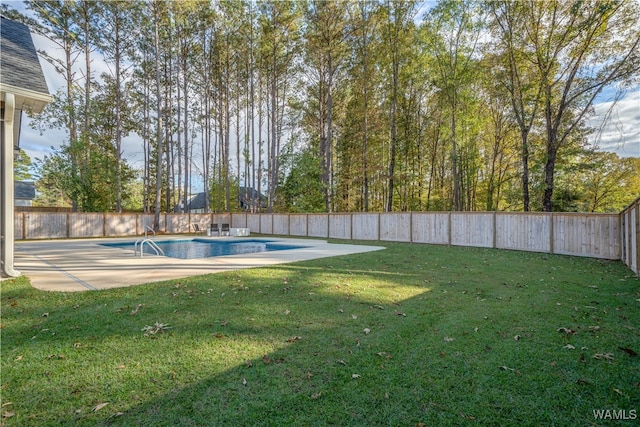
[{"x1": 6, "y1": 0, "x2": 640, "y2": 219}]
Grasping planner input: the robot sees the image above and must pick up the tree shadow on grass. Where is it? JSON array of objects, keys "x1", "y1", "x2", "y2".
[{"x1": 3, "y1": 244, "x2": 638, "y2": 426}]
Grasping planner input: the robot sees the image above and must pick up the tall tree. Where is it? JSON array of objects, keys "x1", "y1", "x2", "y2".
[
  {"x1": 526, "y1": 0, "x2": 640, "y2": 211},
  {"x1": 423, "y1": 0, "x2": 482, "y2": 211},
  {"x1": 94, "y1": 0, "x2": 138, "y2": 212},
  {"x1": 258, "y1": 0, "x2": 301, "y2": 212},
  {"x1": 489, "y1": 0, "x2": 543, "y2": 211},
  {"x1": 382, "y1": 0, "x2": 416, "y2": 212},
  {"x1": 304, "y1": 0, "x2": 350, "y2": 212}
]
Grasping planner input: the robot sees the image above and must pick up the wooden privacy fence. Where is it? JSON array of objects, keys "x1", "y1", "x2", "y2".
[
  {"x1": 620, "y1": 196, "x2": 640, "y2": 275},
  {"x1": 15, "y1": 209, "x2": 636, "y2": 271}
]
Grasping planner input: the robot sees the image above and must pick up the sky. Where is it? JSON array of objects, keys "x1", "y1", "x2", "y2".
[{"x1": 9, "y1": 0, "x2": 640, "y2": 188}]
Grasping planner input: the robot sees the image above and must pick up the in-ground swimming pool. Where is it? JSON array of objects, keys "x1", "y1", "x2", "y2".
[{"x1": 101, "y1": 239, "x2": 308, "y2": 259}]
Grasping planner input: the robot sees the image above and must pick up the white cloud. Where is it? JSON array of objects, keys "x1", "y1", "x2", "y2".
[{"x1": 588, "y1": 90, "x2": 640, "y2": 158}]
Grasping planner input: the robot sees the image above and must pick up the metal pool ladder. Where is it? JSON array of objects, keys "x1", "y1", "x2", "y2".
[{"x1": 134, "y1": 226, "x2": 165, "y2": 257}]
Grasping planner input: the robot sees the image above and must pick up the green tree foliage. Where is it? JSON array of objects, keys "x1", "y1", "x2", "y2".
[
  {"x1": 14, "y1": 149, "x2": 32, "y2": 181},
  {"x1": 279, "y1": 150, "x2": 326, "y2": 213},
  {"x1": 9, "y1": 0, "x2": 639, "y2": 214}
]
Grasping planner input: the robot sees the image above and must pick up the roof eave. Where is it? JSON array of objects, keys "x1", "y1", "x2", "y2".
[{"x1": 1, "y1": 83, "x2": 52, "y2": 114}]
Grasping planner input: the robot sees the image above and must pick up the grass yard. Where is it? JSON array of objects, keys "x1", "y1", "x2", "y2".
[{"x1": 1, "y1": 241, "x2": 638, "y2": 426}]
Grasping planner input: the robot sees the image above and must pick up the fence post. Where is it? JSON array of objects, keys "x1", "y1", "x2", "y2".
[
  {"x1": 492, "y1": 211, "x2": 497, "y2": 248},
  {"x1": 409, "y1": 212, "x2": 413, "y2": 243},
  {"x1": 635, "y1": 200, "x2": 640, "y2": 274},
  {"x1": 549, "y1": 213, "x2": 554, "y2": 254}
]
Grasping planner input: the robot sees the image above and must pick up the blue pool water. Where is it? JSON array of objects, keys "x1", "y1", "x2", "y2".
[{"x1": 101, "y1": 239, "x2": 308, "y2": 259}]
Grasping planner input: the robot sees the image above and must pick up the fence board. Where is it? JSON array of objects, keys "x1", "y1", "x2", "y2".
[
  {"x1": 380, "y1": 213, "x2": 411, "y2": 242},
  {"x1": 166, "y1": 214, "x2": 190, "y2": 234},
  {"x1": 553, "y1": 214, "x2": 619, "y2": 259},
  {"x1": 451, "y1": 213, "x2": 494, "y2": 247},
  {"x1": 290, "y1": 214, "x2": 308, "y2": 236},
  {"x1": 352, "y1": 213, "x2": 379, "y2": 241},
  {"x1": 260, "y1": 214, "x2": 273, "y2": 234},
  {"x1": 308, "y1": 215, "x2": 328, "y2": 238},
  {"x1": 411, "y1": 213, "x2": 449, "y2": 244},
  {"x1": 25, "y1": 212, "x2": 67, "y2": 239},
  {"x1": 272, "y1": 214, "x2": 289, "y2": 235},
  {"x1": 14, "y1": 212, "x2": 23, "y2": 240},
  {"x1": 137, "y1": 214, "x2": 155, "y2": 234},
  {"x1": 69, "y1": 213, "x2": 104, "y2": 238},
  {"x1": 246, "y1": 214, "x2": 261, "y2": 234},
  {"x1": 329, "y1": 214, "x2": 351, "y2": 239},
  {"x1": 231, "y1": 213, "x2": 247, "y2": 228},
  {"x1": 496, "y1": 213, "x2": 550, "y2": 253},
  {"x1": 105, "y1": 214, "x2": 137, "y2": 236}
]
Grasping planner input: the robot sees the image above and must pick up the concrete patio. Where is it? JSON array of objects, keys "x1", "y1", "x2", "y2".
[{"x1": 13, "y1": 236, "x2": 384, "y2": 292}]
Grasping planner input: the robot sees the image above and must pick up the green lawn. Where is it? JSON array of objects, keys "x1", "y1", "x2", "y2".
[{"x1": 1, "y1": 241, "x2": 638, "y2": 426}]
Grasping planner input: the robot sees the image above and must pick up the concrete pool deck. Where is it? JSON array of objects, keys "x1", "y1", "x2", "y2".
[{"x1": 13, "y1": 236, "x2": 385, "y2": 292}]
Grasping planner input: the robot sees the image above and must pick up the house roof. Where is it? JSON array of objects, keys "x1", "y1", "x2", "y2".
[
  {"x1": 0, "y1": 15, "x2": 51, "y2": 112},
  {"x1": 187, "y1": 192, "x2": 207, "y2": 210},
  {"x1": 15, "y1": 181, "x2": 36, "y2": 199}
]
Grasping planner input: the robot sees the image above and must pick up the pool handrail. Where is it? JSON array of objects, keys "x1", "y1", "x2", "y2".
[{"x1": 134, "y1": 226, "x2": 164, "y2": 257}]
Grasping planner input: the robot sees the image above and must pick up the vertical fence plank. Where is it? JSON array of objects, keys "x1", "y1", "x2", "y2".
[
  {"x1": 289, "y1": 214, "x2": 308, "y2": 236},
  {"x1": 352, "y1": 213, "x2": 379, "y2": 241},
  {"x1": 308, "y1": 214, "x2": 328, "y2": 238}
]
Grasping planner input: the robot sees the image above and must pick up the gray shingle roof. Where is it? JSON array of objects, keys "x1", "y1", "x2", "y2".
[
  {"x1": 1, "y1": 16, "x2": 49, "y2": 94},
  {"x1": 15, "y1": 181, "x2": 36, "y2": 199}
]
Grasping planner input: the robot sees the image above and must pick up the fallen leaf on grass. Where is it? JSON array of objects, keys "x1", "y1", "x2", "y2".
[
  {"x1": 245, "y1": 359, "x2": 253, "y2": 368},
  {"x1": 618, "y1": 347, "x2": 638, "y2": 356},
  {"x1": 262, "y1": 355, "x2": 271, "y2": 364},
  {"x1": 444, "y1": 336, "x2": 454, "y2": 342},
  {"x1": 514, "y1": 335, "x2": 521, "y2": 341},
  {"x1": 2, "y1": 411, "x2": 15, "y2": 418},
  {"x1": 242, "y1": 378, "x2": 248, "y2": 386},
  {"x1": 92, "y1": 403, "x2": 109, "y2": 412},
  {"x1": 286, "y1": 336, "x2": 302, "y2": 343},
  {"x1": 284, "y1": 309, "x2": 291, "y2": 315},
  {"x1": 376, "y1": 352, "x2": 392, "y2": 359},
  {"x1": 373, "y1": 305, "x2": 384, "y2": 310},
  {"x1": 395, "y1": 312, "x2": 407, "y2": 317},
  {"x1": 593, "y1": 353, "x2": 614, "y2": 361},
  {"x1": 42, "y1": 312, "x2": 49, "y2": 317},
  {"x1": 142, "y1": 322, "x2": 170, "y2": 337},
  {"x1": 557, "y1": 327, "x2": 576, "y2": 334},
  {"x1": 311, "y1": 392, "x2": 322, "y2": 400},
  {"x1": 460, "y1": 412, "x2": 476, "y2": 420},
  {"x1": 576, "y1": 379, "x2": 592, "y2": 385},
  {"x1": 351, "y1": 374, "x2": 360, "y2": 379},
  {"x1": 336, "y1": 359, "x2": 347, "y2": 366},
  {"x1": 45, "y1": 354, "x2": 65, "y2": 360},
  {"x1": 363, "y1": 328, "x2": 371, "y2": 335},
  {"x1": 563, "y1": 344, "x2": 576, "y2": 350},
  {"x1": 14, "y1": 355, "x2": 22, "y2": 361}
]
